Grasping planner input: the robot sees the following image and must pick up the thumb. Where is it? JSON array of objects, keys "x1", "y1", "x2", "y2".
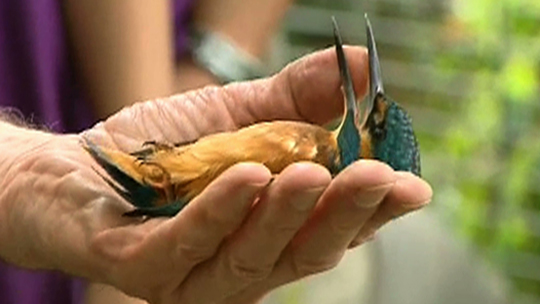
[{"x1": 224, "y1": 46, "x2": 369, "y2": 126}]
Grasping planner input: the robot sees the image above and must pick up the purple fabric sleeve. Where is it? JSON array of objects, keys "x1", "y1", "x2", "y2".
[
  {"x1": 0, "y1": 0, "x2": 193, "y2": 303},
  {"x1": 174, "y1": 0, "x2": 195, "y2": 58}
]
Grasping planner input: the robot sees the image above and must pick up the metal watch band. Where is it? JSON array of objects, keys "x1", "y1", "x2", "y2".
[{"x1": 190, "y1": 28, "x2": 266, "y2": 84}]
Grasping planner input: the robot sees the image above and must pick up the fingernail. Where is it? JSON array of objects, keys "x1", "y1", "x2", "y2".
[
  {"x1": 292, "y1": 186, "x2": 326, "y2": 211},
  {"x1": 354, "y1": 183, "x2": 393, "y2": 208}
]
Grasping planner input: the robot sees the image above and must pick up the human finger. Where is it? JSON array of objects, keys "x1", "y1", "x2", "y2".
[
  {"x1": 93, "y1": 163, "x2": 271, "y2": 300},
  {"x1": 172, "y1": 163, "x2": 331, "y2": 304},
  {"x1": 279, "y1": 160, "x2": 395, "y2": 278},
  {"x1": 223, "y1": 46, "x2": 369, "y2": 127},
  {"x1": 349, "y1": 171, "x2": 432, "y2": 247},
  {"x1": 86, "y1": 46, "x2": 369, "y2": 151},
  {"x1": 216, "y1": 160, "x2": 396, "y2": 302}
]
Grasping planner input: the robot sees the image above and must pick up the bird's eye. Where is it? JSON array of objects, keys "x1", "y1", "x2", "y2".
[{"x1": 372, "y1": 125, "x2": 387, "y2": 141}]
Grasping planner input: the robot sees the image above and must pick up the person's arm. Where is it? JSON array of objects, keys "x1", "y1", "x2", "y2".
[
  {"x1": 0, "y1": 121, "x2": 64, "y2": 269},
  {"x1": 63, "y1": 0, "x2": 294, "y2": 119},
  {"x1": 174, "y1": 0, "x2": 294, "y2": 90},
  {"x1": 63, "y1": 1, "x2": 175, "y2": 119},
  {"x1": 192, "y1": 0, "x2": 291, "y2": 58}
]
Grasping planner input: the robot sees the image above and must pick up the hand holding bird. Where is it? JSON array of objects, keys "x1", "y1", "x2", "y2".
[
  {"x1": 0, "y1": 19, "x2": 431, "y2": 304},
  {"x1": 85, "y1": 17, "x2": 421, "y2": 218}
]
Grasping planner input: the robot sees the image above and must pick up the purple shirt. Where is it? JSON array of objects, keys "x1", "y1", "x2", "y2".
[{"x1": 0, "y1": 0, "x2": 193, "y2": 303}]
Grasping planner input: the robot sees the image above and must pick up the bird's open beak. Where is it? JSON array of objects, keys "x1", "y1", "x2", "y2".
[
  {"x1": 363, "y1": 14, "x2": 386, "y2": 127},
  {"x1": 332, "y1": 17, "x2": 362, "y2": 169},
  {"x1": 332, "y1": 17, "x2": 358, "y2": 122}
]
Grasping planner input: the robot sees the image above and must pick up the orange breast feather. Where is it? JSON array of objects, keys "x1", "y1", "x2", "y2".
[{"x1": 105, "y1": 121, "x2": 339, "y2": 204}]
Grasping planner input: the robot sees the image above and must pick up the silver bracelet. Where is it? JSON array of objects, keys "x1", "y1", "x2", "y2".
[{"x1": 189, "y1": 28, "x2": 266, "y2": 84}]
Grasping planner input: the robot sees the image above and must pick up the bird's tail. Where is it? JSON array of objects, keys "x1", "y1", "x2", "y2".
[{"x1": 82, "y1": 139, "x2": 184, "y2": 217}]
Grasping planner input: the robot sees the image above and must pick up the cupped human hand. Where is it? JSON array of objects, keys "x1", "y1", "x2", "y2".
[{"x1": 0, "y1": 46, "x2": 432, "y2": 304}]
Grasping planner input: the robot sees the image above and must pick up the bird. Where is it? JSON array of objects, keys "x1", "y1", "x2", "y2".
[{"x1": 83, "y1": 15, "x2": 421, "y2": 217}]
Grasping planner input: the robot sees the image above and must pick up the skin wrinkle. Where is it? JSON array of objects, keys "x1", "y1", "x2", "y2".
[
  {"x1": 289, "y1": 245, "x2": 343, "y2": 279},
  {"x1": 101, "y1": 122, "x2": 122, "y2": 149},
  {"x1": 1, "y1": 176, "x2": 29, "y2": 265},
  {"x1": 24, "y1": 176, "x2": 60, "y2": 268},
  {"x1": 171, "y1": 103, "x2": 199, "y2": 144},
  {"x1": 0, "y1": 144, "x2": 68, "y2": 249},
  {"x1": 226, "y1": 245, "x2": 273, "y2": 282},
  {"x1": 227, "y1": 81, "x2": 267, "y2": 126},
  {"x1": 182, "y1": 93, "x2": 209, "y2": 139},
  {"x1": 138, "y1": 102, "x2": 167, "y2": 143},
  {"x1": 157, "y1": 100, "x2": 186, "y2": 144},
  {"x1": 171, "y1": 166, "x2": 329, "y2": 304},
  {"x1": 85, "y1": 47, "x2": 367, "y2": 153},
  {"x1": 0, "y1": 129, "x2": 55, "y2": 179},
  {"x1": 283, "y1": 64, "x2": 310, "y2": 124},
  {"x1": 129, "y1": 104, "x2": 158, "y2": 144},
  {"x1": 164, "y1": 97, "x2": 201, "y2": 145},
  {"x1": 220, "y1": 86, "x2": 250, "y2": 129},
  {"x1": 150, "y1": 99, "x2": 185, "y2": 144},
  {"x1": 168, "y1": 98, "x2": 199, "y2": 143},
  {"x1": 170, "y1": 183, "x2": 271, "y2": 302},
  {"x1": 21, "y1": 151, "x2": 96, "y2": 271},
  {"x1": 161, "y1": 169, "x2": 271, "y2": 292},
  {"x1": 135, "y1": 103, "x2": 159, "y2": 142},
  {"x1": 208, "y1": 88, "x2": 239, "y2": 132},
  {"x1": 82, "y1": 122, "x2": 107, "y2": 144},
  {"x1": 184, "y1": 95, "x2": 214, "y2": 140},
  {"x1": 185, "y1": 89, "x2": 228, "y2": 139},
  {"x1": 101, "y1": 108, "x2": 145, "y2": 150}
]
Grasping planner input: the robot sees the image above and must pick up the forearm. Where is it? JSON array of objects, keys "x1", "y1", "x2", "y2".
[
  {"x1": 175, "y1": 0, "x2": 294, "y2": 92},
  {"x1": 63, "y1": 1, "x2": 176, "y2": 119}
]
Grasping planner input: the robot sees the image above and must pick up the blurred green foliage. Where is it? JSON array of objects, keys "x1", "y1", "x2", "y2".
[
  {"x1": 283, "y1": 0, "x2": 540, "y2": 301},
  {"x1": 438, "y1": 0, "x2": 540, "y2": 297}
]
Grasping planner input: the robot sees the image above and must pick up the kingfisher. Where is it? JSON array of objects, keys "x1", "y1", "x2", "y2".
[{"x1": 84, "y1": 15, "x2": 421, "y2": 217}]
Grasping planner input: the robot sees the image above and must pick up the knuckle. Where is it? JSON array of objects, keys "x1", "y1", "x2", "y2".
[
  {"x1": 200, "y1": 206, "x2": 238, "y2": 236},
  {"x1": 174, "y1": 241, "x2": 216, "y2": 266},
  {"x1": 227, "y1": 254, "x2": 272, "y2": 282},
  {"x1": 263, "y1": 220, "x2": 300, "y2": 236},
  {"x1": 292, "y1": 253, "x2": 342, "y2": 277},
  {"x1": 330, "y1": 217, "x2": 361, "y2": 236}
]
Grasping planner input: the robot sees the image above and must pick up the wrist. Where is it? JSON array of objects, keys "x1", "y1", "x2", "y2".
[
  {"x1": 0, "y1": 128, "x2": 110, "y2": 281},
  {"x1": 0, "y1": 122, "x2": 55, "y2": 191},
  {"x1": 0, "y1": 123, "x2": 58, "y2": 267}
]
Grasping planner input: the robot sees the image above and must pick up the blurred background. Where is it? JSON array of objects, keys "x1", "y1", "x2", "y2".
[{"x1": 264, "y1": 0, "x2": 540, "y2": 303}]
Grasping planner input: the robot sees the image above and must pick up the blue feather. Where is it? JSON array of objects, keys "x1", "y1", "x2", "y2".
[
  {"x1": 373, "y1": 100, "x2": 421, "y2": 176},
  {"x1": 84, "y1": 139, "x2": 162, "y2": 211},
  {"x1": 336, "y1": 112, "x2": 361, "y2": 171}
]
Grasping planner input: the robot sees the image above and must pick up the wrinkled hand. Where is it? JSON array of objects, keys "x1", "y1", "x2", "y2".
[{"x1": 0, "y1": 47, "x2": 432, "y2": 304}]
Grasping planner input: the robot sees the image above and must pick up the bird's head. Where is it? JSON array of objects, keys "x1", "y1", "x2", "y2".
[{"x1": 333, "y1": 15, "x2": 421, "y2": 176}]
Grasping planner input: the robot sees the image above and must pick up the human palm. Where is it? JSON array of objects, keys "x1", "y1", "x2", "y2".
[{"x1": 0, "y1": 47, "x2": 431, "y2": 304}]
